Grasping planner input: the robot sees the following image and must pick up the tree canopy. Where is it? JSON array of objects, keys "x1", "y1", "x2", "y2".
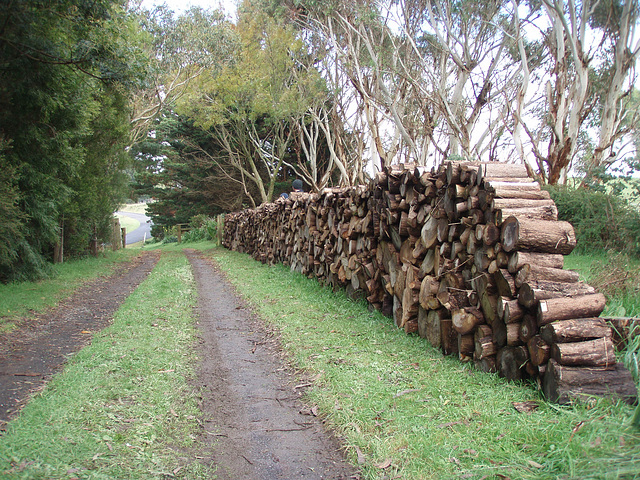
[
  {"x1": 0, "y1": 0, "x2": 146, "y2": 281},
  {"x1": 2, "y1": 0, "x2": 639, "y2": 281}
]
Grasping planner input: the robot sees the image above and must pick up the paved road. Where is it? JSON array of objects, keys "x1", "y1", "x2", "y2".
[{"x1": 116, "y1": 211, "x2": 153, "y2": 245}]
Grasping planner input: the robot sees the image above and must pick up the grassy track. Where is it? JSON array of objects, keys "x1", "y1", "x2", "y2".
[
  {"x1": 0, "y1": 251, "x2": 209, "y2": 479},
  {"x1": 0, "y1": 250, "x2": 138, "y2": 334},
  {"x1": 208, "y1": 246, "x2": 640, "y2": 480},
  {"x1": 1, "y1": 242, "x2": 638, "y2": 479}
]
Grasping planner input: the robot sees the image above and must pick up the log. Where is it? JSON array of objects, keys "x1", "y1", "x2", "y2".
[
  {"x1": 506, "y1": 323, "x2": 522, "y2": 346},
  {"x1": 508, "y1": 252, "x2": 564, "y2": 274},
  {"x1": 518, "y1": 281, "x2": 597, "y2": 308},
  {"x1": 401, "y1": 286, "x2": 420, "y2": 328},
  {"x1": 492, "y1": 186, "x2": 549, "y2": 199},
  {"x1": 537, "y1": 293, "x2": 607, "y2": 326},
  {"x1": 494, "y1": 269, "x2": 517, "y2": 297},
  {"x1": 497, "y1": 297, "x2": 524, "y2": 324},
  {"x1": 475, "y1": 356, "x2": 497, "y2": 373},
  {"x1": 458, "y1": 333, "x2": 475, "y2": 361},
  {"x1": 417, "y1": 305, "x2": 429, "y2": 339},
  {"x1": 515, "y1": 264, "x2": 580, "y2": 288},
  {"x1": 493, "y1": 198, "x2": 556, "y2": 210},
  {"x1": 478, "y1": 162, "x2": 529, "y2": 180},
  {"x1": 500, "y1": 216, "x2": 576, "y2": 254},
  {"x1": 497, "y1": 346, "x2": 529, "y2": 381},
  {"x1": 441, "y1": 318, "x2": 458, "y2": 356},
  {"x1": 475, "y1": 335, "x2": 497, "y2": 359},
  {"x1": 603, "y1": 317, "x2": 640, "y2": 349},
  {"x1": 551, "y1": 337, "x2": 616, "y2": 367},
  {"x1": 496, "y1": 205, "x2": 558, "y2": 222},
  {"x1": 527, "y1": 335, "x2": 550, "y2": 366},
  {"x1": 452, "y1": 307, "x2": 485, "y2": 335},
  {"x1": 421, "y1": 216, "x2": 438, "y2": 249},
  {"x1": 543, "y1": 359, "x2": 637, "y2": 405},
  {"x1": 519, "y1": 314, "x2": 538, "y2": 344},
  {"x1": 540, "y1": 318, "x2": 613, "y2": 344},
  {"x1": 419, "y1": 275, "x2": 440, "y2": 310},
  {"x1": 426, "y1": 308, "x2": 448, "y2": 350}
]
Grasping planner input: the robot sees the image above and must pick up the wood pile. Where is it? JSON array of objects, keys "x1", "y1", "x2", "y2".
[{"x1": 223, "y1": 161, "x2": 637, "y2": 405}]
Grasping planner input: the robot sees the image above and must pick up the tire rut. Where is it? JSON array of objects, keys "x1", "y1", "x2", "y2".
[
  {"x1": 0, "y1": 250, "x2": 161, "y2": 428},
  {"x1": 185, "y1": 249, "x2": 357, "y2": 480}
]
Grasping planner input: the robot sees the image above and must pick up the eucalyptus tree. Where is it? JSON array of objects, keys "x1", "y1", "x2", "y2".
[
  {"x1": 290, "y1": 0, "x2": 526, "y2": 173},
  {"x1": 177, "y1": 0, "x2": 331, "y2": 203},
  {"x1": 513, "y1": 0, "x2": 640, "y2": 184},
  {"x1": 129, "y1": 4, "x2": 238, "y2": 145}
]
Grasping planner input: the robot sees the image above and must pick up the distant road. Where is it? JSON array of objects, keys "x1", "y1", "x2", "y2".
[{"x1": 116, "y1": 211, "x2": 152, "y2": 245}]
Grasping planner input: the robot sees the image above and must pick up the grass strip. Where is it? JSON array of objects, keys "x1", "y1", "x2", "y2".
[
  {"x1": 208, "y1": 246, "x2": 640, "y2": 480},
  {"x1": 0, "y1": 251, "x2": 209, "y2": 479},
  {"x1": 0, "y1": 249, "x2": 138, "y2": 334}
]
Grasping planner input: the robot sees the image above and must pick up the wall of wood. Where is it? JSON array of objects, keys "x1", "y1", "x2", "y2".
[{"x1": 223, "y1": 161, "x2": 637, "y2": 405}]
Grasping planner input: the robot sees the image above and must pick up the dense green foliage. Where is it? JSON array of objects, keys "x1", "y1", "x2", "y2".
[
  {"x1": 133, "y1": 114, "x2": 246, "y2": 237},
  {"x1": 0, "y1": 0, "x2": 145, "y2": 282},
  {"x1": 546, "y1": 185, "x2": 640, "y2": 256}
]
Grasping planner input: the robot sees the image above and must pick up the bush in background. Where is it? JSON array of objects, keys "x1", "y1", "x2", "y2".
[
  {"x1": 546, "y1": 185, "x2": 640, "y2": 256},
  {"x1": 180, "y1": 216, "x2": 218, "y2": 244}
]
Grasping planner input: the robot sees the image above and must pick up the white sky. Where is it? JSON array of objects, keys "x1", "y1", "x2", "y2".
[{"x1": 138, "y1": 0, "x2": 238, "y2": 20}]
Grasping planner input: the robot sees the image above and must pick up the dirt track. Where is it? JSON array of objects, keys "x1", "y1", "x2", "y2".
[
  {"x1": 0, "y1": 248, "x2": 357, "y2": 479},
  {"x1": 0, "y1": 250, "x2": 161, "y2": 428},
  {"x1": 185, "y1": 249, "x2": 356, "y2": 479}
]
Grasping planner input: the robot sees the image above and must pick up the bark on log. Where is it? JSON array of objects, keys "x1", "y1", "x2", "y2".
[
  {"x1": 540, "y1": 318, "x2": 613, "y2": 344},
  {"x1": 551, "y1": 337, "x2": 616, "y2": 367},
  {"x1": 518, "y1": 281, "x2": 597, "y2": 309},
  {"x1": 515, "y1": 264, "x2": 580, "y2": 288},
  {"x1": 508, "y1": 252, "x2": 564, "y2": 274},
  {"x1": 496, "y1": 205, "x2": 558, "y2": 222},
  {"x1": 537, "y1": 293, "x2": 607, "y2": 326},
  {"x1": 543, "y1": 359, "x2": 637, "y2": 405},
  {"x1": 500, "y1": 216, "x2": 576, "y2": 254}
]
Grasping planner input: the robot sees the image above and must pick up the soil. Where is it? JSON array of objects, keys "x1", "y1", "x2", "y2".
[
  {"x1": 0, "y1": 248, "x2": 358, "y2": 479},
  {"x1": 0, "y1": 250, "x2": 161, "y2": 428},
  {"x1": 185, "y1": 249, "x2": 357, "y2": 479}
]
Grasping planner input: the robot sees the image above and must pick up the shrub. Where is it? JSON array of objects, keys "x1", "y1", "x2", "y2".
[
  {"x1": 162, "y1": 235, "x2": 178, "y2": 244},
  {"x1": 546, "y1": 185, "x2": 640, "y2": 256},
  {"x1": 180, "y1": 216, "x2": 218, "y2": 244}
]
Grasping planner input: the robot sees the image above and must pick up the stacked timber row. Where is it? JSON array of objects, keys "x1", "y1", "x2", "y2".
[{"x1": 223, "y1": 162, "x2": 637, "y2": 405}]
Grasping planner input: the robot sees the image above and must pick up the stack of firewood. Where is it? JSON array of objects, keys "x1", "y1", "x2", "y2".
[{"x1": 223, "y1": 161, "x2": 637, "y2": 405}]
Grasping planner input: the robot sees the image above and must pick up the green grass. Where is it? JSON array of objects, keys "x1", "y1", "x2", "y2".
[
  {"x1": 0, "y1": 250, "x2": 138, "y2": 334},
  {"x1": 0, "y1": 251, "x2": 210, "y2": 479},
  {"x1": 564, "y1": 252, "x2": 640, "y2": 318},
  {"x1": 207, "y1": 246, "x2": 640, "y2": 480}
]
